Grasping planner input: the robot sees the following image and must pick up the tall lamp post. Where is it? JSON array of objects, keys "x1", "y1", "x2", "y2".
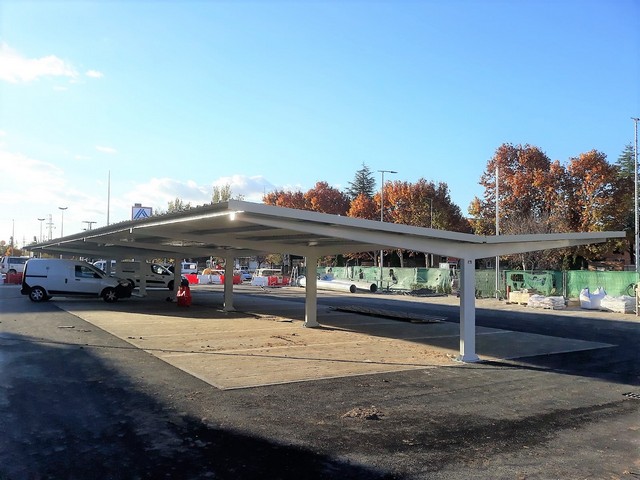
[
  {"x1": 495, "y1": 166, "x2": 500, "y2": 299},
  {"x1": 58, "y1": 206, "x2": 68, "y2": 238},
  {"x1": 427, "y1": 198, "x2": 433, "y2": 267},
  {"x1": 378, "y1": 169, "x2": 397, "y2": 288},
  {"x1": 37, "y1": 218, "x2": 45, "y2": 243},
  {"x1": 633, "y1": 117, "x2": 639, "y2": 274}
]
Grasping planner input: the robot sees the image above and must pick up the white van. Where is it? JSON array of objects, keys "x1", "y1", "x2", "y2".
[
  {"x1": 93, "y1": 260, "x2": 177, "y2": 290},
  {"x1": 93, "y1": 259, "x2": 116, "y2": 273},
  {"x1": 21, "y1": 258, "x2": 132, "y2": 303},
  {"x1": 0, "y1": 255, "x2": 30, "y2": 275},
  {"x1": 181, "y1": 261, "x2": 198, "y2": 275}
]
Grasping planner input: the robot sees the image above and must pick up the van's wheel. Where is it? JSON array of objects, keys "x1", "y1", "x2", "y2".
[
  {"x1": 29, "y1": 287, "x2": 47, "y2": 302},
  {"x1": 102, "y1": 288, "x2": 118, "y2": 303}
]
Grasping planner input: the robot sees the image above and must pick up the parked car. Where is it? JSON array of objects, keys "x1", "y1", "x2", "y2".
[
  {"x1": 181, "y1": 262, "x2": 198, "y2": 274},
  {"x1": 94, "y1": 260, "x2": 179, "y2": 290},
  {"x1": 21, "y1": 258, "x2": 132, "y2": 303},
  {"x1": 0, "y1": 255, "x2": 30, "y2": 275}
]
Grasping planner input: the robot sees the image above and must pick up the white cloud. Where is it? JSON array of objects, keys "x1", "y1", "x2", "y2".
[
  {"x1": 0, "y1": 155, "x2": 296, "y2": 246},
  {"x1": 0, "y1": 43, "x2": 78, "y2": 83},
  {"x1": 123, "y1": 178, "x2": 211, "y2": 213},
  {"x1": 85, "y1": 70, "x2": 103, "y2": 78},
  {"x1": 212, "y1": 174, "x2": 276, "y2": 202},
  {"x1": 95, "y1": 145, "x2": 117, "y2": 154}
]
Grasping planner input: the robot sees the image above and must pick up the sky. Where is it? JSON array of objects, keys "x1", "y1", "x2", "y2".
[{"x1": 1, "y1": 0, "x2": 638, "y2": 247}]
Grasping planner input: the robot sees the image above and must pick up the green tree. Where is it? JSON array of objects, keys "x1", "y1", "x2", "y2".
[
  {"x1": 614, "y1": 144, "x2": 636, "y2": 264},
  {"x1": 345, "y1": 163, "x2": 376, "y2": 200},
  {"x1": 615, "y1": 143, "x2": 635, "y2": 178},
  {"x1": 155, "y1": 197, "x2": 192, "y2": 215},
  {"x1": 212, "y1": 184, "x2": 235, "y2": 203}
]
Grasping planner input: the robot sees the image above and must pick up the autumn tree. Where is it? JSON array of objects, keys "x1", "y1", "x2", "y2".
[
  {"x1": 347, "y1": 193, "x2": 378, "y2": 220},
  {"x1": 562, "y1": 150, "x2": 626, "y2": 262},
  {"x1": 304, "y1": 181, "x2": 350, "y2": 215},
  {"x1": 468, "y1": 143, "x2": 562, "y2": 235},
  {"x1": 345, "y1": 163, "x2": 376, "y2": 200},
  {"x1": 471, "y1": 143, "x2": 628, "y2": 270},
  {"x1": 262, "y1": 189, "x2": 307, "y2": 209},
  {"x1": 564, "y1": 150, "x2": 620, "y2": 232},
  {"x1": 376, "y1": 178, "x2": 471, "y2": 266},
  {"x1": 344, "y1": 193, "x2": 379, "y2": 265}
]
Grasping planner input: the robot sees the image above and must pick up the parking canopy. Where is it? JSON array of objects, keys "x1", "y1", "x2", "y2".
[{"x1": 29, "y1": 199, "x2": 625, "y2": 362}]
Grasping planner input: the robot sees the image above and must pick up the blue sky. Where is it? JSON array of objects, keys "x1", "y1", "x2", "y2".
[{"x1": 1, "y1": 0, "x2": 638, "y2": 246}]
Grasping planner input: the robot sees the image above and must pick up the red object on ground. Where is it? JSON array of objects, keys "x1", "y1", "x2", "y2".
[
  {"x1": 267, "y1": 275, "x2": 290, "y2": 286},
  {"x1": 219, "y1": 274, "x2": 242, "y2": 285},
  {"x1": 176, "y1": 285, "x2": 192, "y2": 307},
  {"x1": 5, "y1": 273, "x2": 23, "y2": 284},
  {"x1": 185, "y1": 274, "x2": 199, "y2": 284}
]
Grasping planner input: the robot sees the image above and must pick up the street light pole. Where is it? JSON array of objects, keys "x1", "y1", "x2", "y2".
[
  {"x1": 58, "y1": 207, "x2": 68, "y2": 238},
  {"x1": 378, "y1": 169, "x2": 397, "y2": 288},
  {"x1": 427, "y1": 198, "x2": 433, "y2": 267},
  {"x1": 633, "y1": 117, "x2": 639, "y2": 274},
  {"x1": 495, "y1": 166, "x2": 500, "y2": 299}
]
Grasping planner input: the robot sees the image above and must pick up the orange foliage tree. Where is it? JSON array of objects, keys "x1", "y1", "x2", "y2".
[
  {"x1": 303, "y1": 181, "x2": 351, "y2": 215},
  {"x1": 564, "y1": 150, "x2": 622, "y2": 232},
  {"x1": 469, "y1": 143, "x2": 562, "y2": 235},
  {"x1": 262, "y1": 189, "x2": 307, "y2": 209},
  {"x1": 347, "y1": 193, "x2": 378, "y2": 220},
  {"x1": 470, "y1": 143, "x2": 628, "y2": 269},
  {"x1": 373, "y1": 179, "x2": 471, "y2": 266}
]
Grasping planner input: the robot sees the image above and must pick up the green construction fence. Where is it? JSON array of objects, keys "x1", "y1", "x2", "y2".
[{"x1": 316, "y1": 266, "x2": 640, "y2": 298}]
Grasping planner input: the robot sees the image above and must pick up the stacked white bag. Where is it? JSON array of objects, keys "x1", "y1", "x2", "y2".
[
  {"x1": 527, "y1": 295, "x2": 566, "y2": 310},
  {"x1": 579, "y1": 287, "x2": 606, "y2": 310},
  {"x1": 599, "y1": 295, "x2": 635, "y2": 314}
]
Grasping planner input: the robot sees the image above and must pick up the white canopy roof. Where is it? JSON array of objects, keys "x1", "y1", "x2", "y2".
[
  {"x1": 28, "y1": 200, "x2": 625, "y2": 363},
  {"x1": 29, "y1": 199, "x2": 624, "y2": 261}
]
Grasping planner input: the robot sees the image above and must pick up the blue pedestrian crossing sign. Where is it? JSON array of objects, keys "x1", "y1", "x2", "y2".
[{"x1": 132, "y1": 205, "x2": 153, "y2": 220}]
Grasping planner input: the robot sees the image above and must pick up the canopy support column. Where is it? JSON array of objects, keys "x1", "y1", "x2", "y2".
[
  {"x1": 169, "y1": 259, "x2": 179, "y2": 298},
  {"x1": 223, "y1": 256, "x2": 234, "y2": 311},
  {"x1": 457, "y1": 258, "x2": 480, "y2": 363},
  {"x1": 304, "y1": 255, "x2": 320, "y2": 328}
]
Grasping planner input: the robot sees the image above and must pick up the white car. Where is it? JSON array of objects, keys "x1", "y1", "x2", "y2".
[
  {"x1": 93, "y1": 260, "x2": 179, "y2": 290},
  {"x1": 0, "y1": 255, "x2": 30, "y2": 275},
  {"x1": 21, "y1": 258, "x2": 132, "y2": 303}
]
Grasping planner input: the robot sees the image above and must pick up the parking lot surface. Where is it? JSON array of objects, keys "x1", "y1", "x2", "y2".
[{"x1": 1, "y1": 283, "x2": 639, "y2": 479}]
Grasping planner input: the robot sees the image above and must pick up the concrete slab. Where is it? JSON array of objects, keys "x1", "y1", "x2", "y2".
[{"x1": 60, "y1": 287, "x2": 613, "y2": 389}]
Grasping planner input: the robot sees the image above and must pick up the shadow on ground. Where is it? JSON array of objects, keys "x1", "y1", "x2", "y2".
[{"x1": 0, "y1": 332, "x2": 398, "y2": 480}]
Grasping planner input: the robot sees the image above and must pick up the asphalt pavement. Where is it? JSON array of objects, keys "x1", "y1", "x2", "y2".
[{"x1": 1, "y1": 284, "x2": 639, "y2": 479}]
